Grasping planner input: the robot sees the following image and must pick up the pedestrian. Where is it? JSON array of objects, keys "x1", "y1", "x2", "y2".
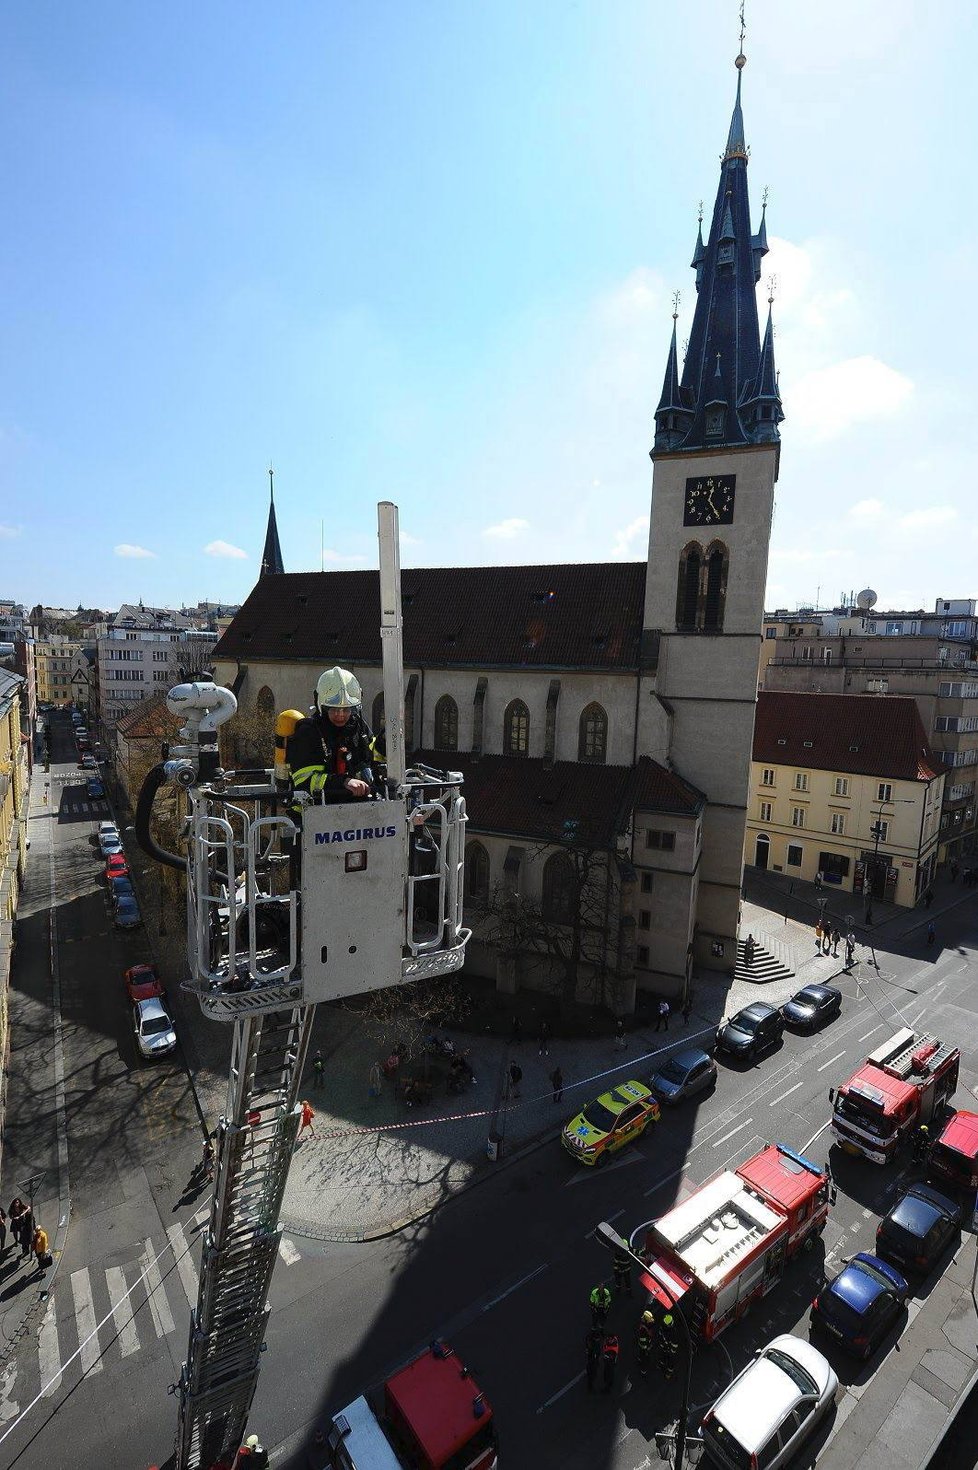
[
  {"x1": 844, "y1": 938, "x2": 855, "y2": 968},
  {"x1": 312, "y1": 1049, "x2": 325, "y2": 1089},
  {"x1": 589, "y1": 1283, "x2": 611, "y2": 1327},
  {"x1": 950, "y1": 861, "x2": 959, "y2": 883},
  {"x1": 831, "y1": 926, "x2": 841, "y2": 957},
  {"x1": 203, "y1": 1135, "x2": 216, "y2": 1181},
  {"x1": 612, "y1": 1248, "x2": 632, "y2": 1297},
  {"x1": 10, "y1": 1198, "x2": 31, "y2": 1258},
  {"x1": 297, "y1": 1099, "x2": 316, "y2": 1143},
  {"x1": 924, "y1": 888, "x2": 934, "y2": 908},
  {"x1": 682, "y1": 994, "x2": 693, "y2": 1026},
  {"x1": 538, "y1": 1019, "x2": 551, "y2": 1057},
  {"x1": 614, "y1": 1017, "x2": 626, "y2": 1051},
  {"x1": 913, "y1": 1123, "x2": 930, "y2": 1165},
  {"x1": 31, "y1": 1223, "x2": 49, "y2": 1276},
  {"x1": 655, "y1": 999, "x2": 670, "y2": 1033},
  {"x1": 823, "y1": 926, "x2": 833, "y2": 955},
  {"x1": 549, "y1": 1065, "x2": 564, "y2": 1104},
  {"x1": 0, "y1": 1207, "x2": 6, "y2": 1259},
  {"x1": 814, "y1": 921, "x2": 823, "y2": 950},
  {"x1": 601, "y1": 1333, "x2": 619, "y2": 1393},
  {"x1": 636, "y1": 1311, "x2": 656, "y2": 1376},
  {"x1": 510, "y1": 1014, "x2": 522, "y2": 1045},
  {"x1": 814, "y1": 870, "x2": 823, "y2": 891},
  {"x1": 509, "y1": 1061, "x2": 523, "y2": 1099},
  {"x1": 585, "y1": 1326, "x2": 604, "y2": 1392},
  {"x1": 926, "y1": 921, "x2": 936, "y2": 947}
]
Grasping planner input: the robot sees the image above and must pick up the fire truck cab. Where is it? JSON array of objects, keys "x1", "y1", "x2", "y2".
[
  {"x1": 830, "y1": 1028, "x2": 959, "y2": 1165},
  {"x1": 640, "y1": 1144, "x2": 830, "y2": 1343},
  {"x1": 927, "y1": 1109, "x2": 978, "y2": 1196}
]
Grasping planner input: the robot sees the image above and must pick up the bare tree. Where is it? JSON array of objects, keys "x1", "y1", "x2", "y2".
[{"x1": 344, "y1": 974, "x2": 474, "y2": 1079}]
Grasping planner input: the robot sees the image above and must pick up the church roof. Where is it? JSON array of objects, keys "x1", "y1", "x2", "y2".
[
  {"x1": 753, "y1": 691, "x2": 940, "y2": 783},
  {"x1": 213, "y1": 563, "x2": 646, "y2": 671},
  {"x1": 412, "y1": 751, "x2": 704, "y2": 846}
]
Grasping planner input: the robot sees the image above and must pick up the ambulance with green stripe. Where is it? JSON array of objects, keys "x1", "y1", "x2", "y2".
[{"x1": 562, "y1": 1079, "x2": 660, "y2": 1166}]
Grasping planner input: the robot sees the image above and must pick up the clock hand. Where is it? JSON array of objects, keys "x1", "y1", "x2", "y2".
[{"x1": 706, "y1": 489, "x2": 718, "y2": 516}]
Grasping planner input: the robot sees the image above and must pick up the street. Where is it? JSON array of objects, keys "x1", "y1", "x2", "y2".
[{"x1": 0, "y1": 713, "x2": 976, "y2": 1469}]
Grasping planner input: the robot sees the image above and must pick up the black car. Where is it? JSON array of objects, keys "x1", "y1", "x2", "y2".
[
  {"x1": 875, "y1": 1183, "x2": 962, "y2": 1276},
  {"x1": 781, "y1": 984, "x2": 842, "y2": 1030},
  {"x1": 716, "y1": 1002, "x2": 783, "y2": 1062}
]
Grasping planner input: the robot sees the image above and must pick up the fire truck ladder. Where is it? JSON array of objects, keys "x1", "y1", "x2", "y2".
[{"x1": 174, "y1": 1003, "x2": 315, "y2": 1469}]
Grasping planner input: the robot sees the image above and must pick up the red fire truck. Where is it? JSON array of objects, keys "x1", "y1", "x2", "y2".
[
  {"x1": 318, "y1": 1340, "x2": 497, "y2": 1470},
  {"x1": 927, "y1": 1109, "x2": 978, "y2": 1195},
  {"x1": 639, "y1": 1144, "x2": 830, "y2": 1343},
  {"x1": 830, "y1": 1027, "x2": 959, "y2": 1166}
]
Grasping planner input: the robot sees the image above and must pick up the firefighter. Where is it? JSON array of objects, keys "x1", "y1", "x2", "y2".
[
  {"x1": 658, "y1": 1313, "x2": 679, "y2": 1380},
  {"x1": 589, "y1": 1283, "x2": 612, "y2": 1327},
  {"x1": 584, "y1": 1326, "x2": 604, "y2": 1392},
  {"x1": 612, "y1": 1247, "x2": 632, "y2": 1297},
  {"x1": 636, "y1": 1311, "x2": 656, "y2": 1376},
  {"x1": 285, "y1": 667, "x2": 383, "y2": 815},
  {"x1": 913, "y1": 1122, "x2": 930, "y2": 1165},
  {"x1": 600, "y1": 1333, "x2": 619, "y2": 1393}
]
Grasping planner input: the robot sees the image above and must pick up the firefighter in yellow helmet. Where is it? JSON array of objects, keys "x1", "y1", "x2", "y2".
[{"x1": 286, "y1": 667, "x2": 384, "y2": 812}]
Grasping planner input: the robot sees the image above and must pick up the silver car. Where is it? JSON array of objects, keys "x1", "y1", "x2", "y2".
[
  {"x1": 133, "y1": 997, "x2": 177, "y2": 1061},
  {"x1": 651, "y1": 1046, "x2": 717, "y2": 1104},
  {"x1": 701, "y1": 1334, "x2": 837, "y2": 1469}
]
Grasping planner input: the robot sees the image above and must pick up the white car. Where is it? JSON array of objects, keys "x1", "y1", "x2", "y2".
[
  {"x1": 98, "y1": 825, "x2": 122, "y2": 857},
  {"x1": 132, "y1": 997, "x2": 177, "y2": 1061},
  {"x1": 701, "y1": 1334, "x2": 837, "y2": 1470}
]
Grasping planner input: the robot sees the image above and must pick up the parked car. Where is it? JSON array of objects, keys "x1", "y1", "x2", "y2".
[
  {"x1": 99, "y1": 833, "x2": 123, "y2": 858},
  {"x1": 124, "y1": 964, "x2": 164, "y2": 1003},
  {"x1": 79, "y1": 754, "x2": 97, "y2": 770},
  {"x1": 650, "y1": 1046, "x2": 717, "y2": 1105},
  {"x1": 561, "y1": 1080, "x2": 660, "y2": 1166},
  {"x1": 87, "y1": 778, "x2": 105, "y2": 799},
  {"x1": 110, "y1": 875, "x2": 135, "y2": 904},
  {"x1": 701, "y1": 1335, "x2": 838, "y2": 1470},
  {"x1": 716, "y1": 1002, "x2": 784, "y2": 1063},
  {"x1": 113, "y1": 895, "x2": 142, "y2": 930},
  {"x1": 132, "y1": 996, "x2": 177, "y2": 1061},
  {"x1": 875, "y1": 1183, "x2": 962, "y2": 1276},
  {"x1": 781, "y1": 984, "x2": 842, "y2": 1030},
  {"x1": 105, "y1": 855, "x2": 130, "y2": 883},
  {"x1": 810, "y1": 1252, "x2": 907, "y2": 1359}
]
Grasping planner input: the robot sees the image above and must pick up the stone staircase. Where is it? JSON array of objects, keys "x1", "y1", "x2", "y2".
[{"x1": 734, "y1": 932, "x2": 795, "y2": 984}]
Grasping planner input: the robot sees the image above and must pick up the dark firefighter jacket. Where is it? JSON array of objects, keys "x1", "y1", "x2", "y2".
[{"x1": 286, "y1": 712, "x2": 383, "y2": 805}]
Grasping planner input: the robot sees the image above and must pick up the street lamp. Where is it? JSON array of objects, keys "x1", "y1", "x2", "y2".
[
  {"x1": 597, "y1": 1220, "x2": 701, "y2": 1469},
  {"x1": 864, "y1": 799, "x2": 914, "y2": 924}
]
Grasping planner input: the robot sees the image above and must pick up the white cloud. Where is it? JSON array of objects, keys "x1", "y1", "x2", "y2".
[
  {"x1": 204, "y1": 539, "x2": 248, "y2": 560},
  {"x1": 322, "y1": 548, "x2": 367, "y2": 565},
  {"x1": 611, "y1": 515, "x2": 648, "y2": 560},
  {"x1": 399, "y1": 530, "x2": 423, "y2": 546},
  {"x1": 787, "y1": 356, "x2": 913, "y2": 443},
  {"x1": 848, "y1": 498, "x2": 885, "y2": 523},
  {"x1": 769, "y1": 546, "x2": 851, "y2": 566},
  {"x1": 482, "y1": 518, "x2": 529, "y2": 540},
  {"x1": 114, "y1": 543, "x2": 156, "y2": 559},
  {"x1": 0, "y1": 524, "x2": 21, "y2": 539},
  {"x1": 897, "y1": 506, "x2": 957, "y2": 532}
]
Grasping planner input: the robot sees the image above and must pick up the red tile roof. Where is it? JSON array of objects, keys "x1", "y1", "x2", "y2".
[
  {"x1": 213, "y1": 563, "x2": 645, "y2": 670},
  {"x1": 116, "y1": 695, "x2": 180, "y2": 741},
  {"x1": 753, "y1": 691, "x2": 940, "y2": 782},
  {"x1": 412, "y1": 751, "x2": 704, "y2": 846}
]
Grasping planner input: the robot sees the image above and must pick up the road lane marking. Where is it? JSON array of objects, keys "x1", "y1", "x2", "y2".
[
  {"x1": 769, "y1": 1082, "x2": 804, "y2": 1106},
  {"x1": 70, "y1": 1269, "x2": 103, "y2": 1376},
  {"x1": 168, "y1": 1223, "x2": 201, "y2": 1307},
  {"x1": 38, "y1": 1302, "x2": 62, "y2": 1397},
  {"x1": 139, "y1": 1240, "x2": 176, "y2": 1336},
  {"x1": 106, "y1": 1266, "x2": 140, "y2": 1357},
  {"x1": 817, "y1": 1051, "x2": 846, "y2": 1072},
  {"x1": 565, "y1": 1150, "x2": 645, "y2": 1185},
  {"x1": 644, "y1": 1164, "x2": 684, "y2": 1198},
  {"x1": 858, "y1": 1025, "x2": 883, "y2": 1042},
  {"x1": 536, "y1": 1371, "x2": 585, "y2": 1412},
  {"x1": 482, "y1": 1263, "x2": 547, "y2": 1312},
  {"x1": 801, "y1": 1119, "x2": 833, "y2": 1154},
  {"x1": 278, "y1": 1235, "x2": 301, "y2": 1266},
  {"x1": 713, "y1": 1120, "x2": 752, "y2": 1148},
  {"x1": 906, "y1": 1007, "x2": 926, "y2": 1028}
]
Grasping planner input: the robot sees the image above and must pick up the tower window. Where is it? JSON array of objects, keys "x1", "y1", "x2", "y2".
[
  {"x1": 676, "y1": 540, "x2": 728, "y2": 634},
  {"x1": 702, "y1": 544, "x2": 728, "y2": 631},
  {"x1": 676, "y1": 543, "x2": 702, "y2": 631}
]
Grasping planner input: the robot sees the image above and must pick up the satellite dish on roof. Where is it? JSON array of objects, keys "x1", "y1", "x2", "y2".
[{"x1": 856, "y1": 588, "x2": 878, "y2": 610}]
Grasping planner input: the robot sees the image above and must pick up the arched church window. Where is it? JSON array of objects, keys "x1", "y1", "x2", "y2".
[
  {"x1": 503, "y1": 699, "x2": 530, "y2": 757},
  {"x1": 702, "y1": 542, "x2": 728, "y2": 632},
  {"x1": 676, "y1": 543, "x2": 702, "y2": 631},
  {"x1": 434, "y1": 695, "x2": 459, "y2": 751},
  {"x1": 255, "y1": 686, "x2": 275, "y2": 718},
  {"x1": 466, "y1": 841, "x2": 490, "y2": 902},
  {"x1": 541, "y1": 851, "x2": 576, "y2": 924},
  {"x1": 578, "y1": 702, "x2": 608, "y2": 763}
]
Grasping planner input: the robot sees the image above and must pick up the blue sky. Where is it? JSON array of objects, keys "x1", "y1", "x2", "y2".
[{"x1": 2, "y1": 1, "x2": 976, "y2": 614}]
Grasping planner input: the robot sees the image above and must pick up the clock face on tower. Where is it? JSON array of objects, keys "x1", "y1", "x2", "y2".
[{"x1": 683, "y1": 474, "x2": 736, "y2": 526}]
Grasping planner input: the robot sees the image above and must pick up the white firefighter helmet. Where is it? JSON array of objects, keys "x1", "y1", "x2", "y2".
[{"x1": 315, "y1": 666, "x2": 362, "y2": 711}]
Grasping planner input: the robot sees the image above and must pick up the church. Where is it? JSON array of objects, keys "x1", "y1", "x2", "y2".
[{"x1": 211, "y1": 49, "x2": 783, "y2": 1013}]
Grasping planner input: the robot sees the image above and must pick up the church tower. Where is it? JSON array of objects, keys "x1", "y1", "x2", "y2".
[
  {"x1": 642, "y1": 47, "x2": 783, "y2": 972},
  {"x1": 260, "y1": 466, "x2": 285, "y2": 577}
]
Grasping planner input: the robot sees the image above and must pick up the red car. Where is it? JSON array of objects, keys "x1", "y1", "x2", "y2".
[
  {"x1": 124, "y1": 964, "x2": 164, "y2": 1003},
  {"x1": 105, "y1": 855, "x2": 130, "y2": 884}
]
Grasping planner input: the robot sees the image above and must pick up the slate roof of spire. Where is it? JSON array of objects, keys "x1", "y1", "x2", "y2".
[
  {"x1": 753, "y1": 691, "x2": 940, "y2": 782},
  {"x1": 213, "y1": 563, "x2": 646, "y2": 670},
  {"x1": 260, "y1": 485, "x2": 285, "y2": 577},
  {"x1": 653, "y1": 57, "x2": 782, "y2": 456}
]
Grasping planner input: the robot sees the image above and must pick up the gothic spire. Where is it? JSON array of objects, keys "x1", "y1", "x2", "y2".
[
  {"x1": 260, "y1": 465, "x2": 285, "y2": 577},
  {"x1": 653, "y1": 295, "x2": 693, "y2": 451}
]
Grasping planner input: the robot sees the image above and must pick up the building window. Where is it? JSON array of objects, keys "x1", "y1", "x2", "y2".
[
  {"x1": 640, "y1": 872, "x2": 653, "y2": 894},
  {"x1": 465, "y1": 841, "x2": 490, "y2": 902},
  {"x1": 541, "y1": 851, "x2": 575, "y2": 924},
  {"x1": 793, "y1": 772, "x2": 809, "y2": 791},
  {"x1": 702, "y1": 543, "x2": 728, "y2": 632},
  {"x1": 637, "y1": 945, "x2": 650, "y2": 968},
  {"x1": 433, "y1": 695, "x2": 459, "y2": 751},
  {"x1": 874, "y1": 819, "x2": 890, "y2": 843},
  {"x1": 256, "y1": 686, "x2": 275, "y2": 719},
  {"x1": 676, "y1": 543, "x2": 702, "y2": 631},
  {"x1": 639, "y1": 909, "x2": 651, "y2": 930},
  {"x1": 503, "y1": 699, "x2": 530, "y2": 757},
  {"x1": 834, "y1": 777, "x2": 849, "y2": 797},
  {"x1": 877, "y1": 782, "x2": 892, "y2": 802},
  {"x1": 821, "y1": 647, "x2": 833, "y2": 664},
  {"x1": 645, "y1": 829, "x2": 676, "y2": 851},
  {"x1": 761, "y1": 768, "x2": 775, "y2": 786},
  {"x1": 787, "y1": 844, "x2": 803, "y2": 866},
  {"x1": 765, "y1": 626, "x2": 777, "y2": 639},
  {"x1": 759, "y1": 800, "x2": 772, "y2": 822},
  {"x1": 830, "y1": 813, "x2": 845, "y2": 835},
  {"x1": 578, "y1": 702, "x2": 608, "y2": 763},
  {"x1": 791, "y1": 807, "x2": 805, "y2": 828}
]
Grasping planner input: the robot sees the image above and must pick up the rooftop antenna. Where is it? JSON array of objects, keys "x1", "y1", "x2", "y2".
[
  {"x1": 321, "y1": 519, "x2": 325, "y2": 572},
  {"x1": 738, "y1": 0, "x2": 747, "y2": 61}
]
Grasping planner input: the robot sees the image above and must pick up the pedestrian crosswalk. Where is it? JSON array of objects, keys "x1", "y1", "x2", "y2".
[{"x1": 14, "y1": 1215, "x2": 306, "y2": 1398}]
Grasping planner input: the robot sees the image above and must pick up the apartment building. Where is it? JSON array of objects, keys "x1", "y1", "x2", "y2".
[
  {"x1": 34, "y1": 636, "x2": 88, "y2": 706},
  {"x1": 97, "y1": 605, "x2": 218, "y2": 728},
  {"x1": 746, "y1": 691, "x2": 944, "y2": 907},
  {"x1": 0, "y1": 670, "x2": 29, "y2": 1078}
]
